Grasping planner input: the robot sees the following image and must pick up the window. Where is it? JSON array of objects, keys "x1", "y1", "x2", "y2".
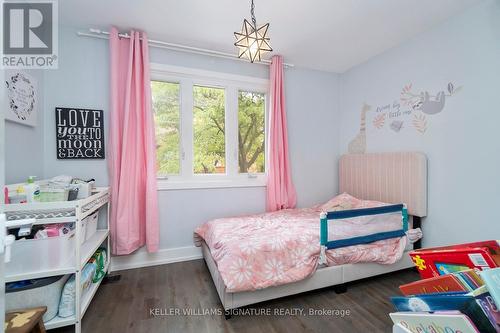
[
  {"x1": 151, "y1": 81, "x2": 181, "y2": 176},
  {"x1": 151, "y1": 64, "x2": 268, "y2": 189}
]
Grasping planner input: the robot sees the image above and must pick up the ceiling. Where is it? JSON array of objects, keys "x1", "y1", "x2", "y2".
[{"x1": 60, "y1": 0, "x2": 481, "y2": 73}]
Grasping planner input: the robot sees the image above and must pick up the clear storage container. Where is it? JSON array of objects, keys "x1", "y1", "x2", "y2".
[
  {"x1": 6, "y1": 274, "x2": 71, "y2": 322},
  {"x1": 6, "y1": 231, "x2": 75, "y2": 277},
  {"x1": 84, "y1": 211, "x2": 99, "y2": 241},
  {"x1": 39, "y1": 187, "x2": 69, "y2": 202}
]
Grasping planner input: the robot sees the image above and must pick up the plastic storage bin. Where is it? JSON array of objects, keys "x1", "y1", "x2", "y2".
[
  {"x1": 6, "y1": 275, "x2": 70, "y2": 322},
  {"x1": 79, "y1": 220, "x2": 87, "y2": 245},
  {"x1": 39, "y1": 187, "x2": 69, "y2": 202},
  {"x1": 7, "y1": 193, "x2": 26, "y2": 204},
  {"x1": 70, "y1": 181, "x2": 95, "y2": 199},
  {"x1": 6, "y1": 231, "x2": 75, "y2": 277},
  {"x1": 84, "y1": 211, "x2": 99, "y2": 241}
]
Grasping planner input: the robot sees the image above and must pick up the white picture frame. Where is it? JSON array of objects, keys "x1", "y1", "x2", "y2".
[{"x1": 4, "y1": 71, "x2": 38, "y2": 127}]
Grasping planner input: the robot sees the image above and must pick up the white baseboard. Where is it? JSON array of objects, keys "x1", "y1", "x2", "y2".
[{"x1": 110, "y1": 245, "x2": 203, "y2": 272}]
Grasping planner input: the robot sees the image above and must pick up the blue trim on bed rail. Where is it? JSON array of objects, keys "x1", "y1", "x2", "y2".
[
  {"x1": 320, "y1": 215, "x2": 328, "y2": 246},
  {"x1": 402, "y1": 207, "x2": 409, "y2": 232},
  {"x1": 325, "y1": 229, "x2": 407, "y2": 250},
  {"x1": 326, "y1": 204, "x2": 404, "y2": 220}
]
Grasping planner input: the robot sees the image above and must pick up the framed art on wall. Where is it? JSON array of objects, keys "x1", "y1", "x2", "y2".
[
  {"x1": 4, "y1": 71, "x2": 38, "y2": 127},
  {"x1": 55, "y1": 107, "x2": 105, "y2": 159}
]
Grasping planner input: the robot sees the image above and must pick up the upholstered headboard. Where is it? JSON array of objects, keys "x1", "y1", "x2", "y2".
[{"x1": 339, "y1": 152, "x2": 427, "y2": 217}]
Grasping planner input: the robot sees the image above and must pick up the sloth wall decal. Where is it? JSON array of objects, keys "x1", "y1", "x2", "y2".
[{"x1": 401, "y1": 82, "x2": 462, "y2": 115}]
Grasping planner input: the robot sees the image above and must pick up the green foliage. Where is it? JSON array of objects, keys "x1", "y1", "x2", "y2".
[
  {"x1": 193, "y1": 86, "x2": 226, "y2": 174},
  {"x1": 238, "y1": 91, "x2": 265, "y2": 173},
  {"x1": 151, "y1": 81, "x2": 180, "y2": 175}
]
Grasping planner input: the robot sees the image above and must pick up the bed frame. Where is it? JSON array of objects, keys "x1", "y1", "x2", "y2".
[{"x1": 202, "y1": 152, "x2": 428, "y2": 312}]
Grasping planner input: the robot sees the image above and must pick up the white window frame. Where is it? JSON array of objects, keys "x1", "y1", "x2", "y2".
[{"x1": 151, "y1": 63, "x2": 269, "y2": 190}]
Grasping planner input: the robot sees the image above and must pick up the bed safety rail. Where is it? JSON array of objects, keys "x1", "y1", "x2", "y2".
[{"x1": 319, "y1": 204, "x2": 408, "y2": 264}]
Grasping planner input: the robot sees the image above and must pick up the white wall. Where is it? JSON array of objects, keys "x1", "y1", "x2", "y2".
[
  {"x1": 38, "y1": 27, "x2": 340, "y2": 254},
  {"x1": 287, "y1": 68, "x2": 340, "y2": 208},
  {"x1": 338, "y1": 0, "x2": 500, "y2": 247},
  {"x1": 5, "y1": 70, "x2": 45, "y2": 184}
]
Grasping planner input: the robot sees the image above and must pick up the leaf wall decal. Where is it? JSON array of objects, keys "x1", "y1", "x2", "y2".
[
  {"x1": 412, "y1": 114, "x2": 427, "y2": 134},
  {"x1": 373, "y1": 113, "x2": 386, "y2": 129}
]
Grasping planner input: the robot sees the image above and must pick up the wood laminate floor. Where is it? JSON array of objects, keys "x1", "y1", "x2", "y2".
[{"x1": 52, "y1": 260, "x2": 419, "y2": 333}]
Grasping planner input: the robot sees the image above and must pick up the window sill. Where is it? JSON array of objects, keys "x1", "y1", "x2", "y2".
[{"x1": 157, "y1": 178, "x2": 267, "y2": 191}]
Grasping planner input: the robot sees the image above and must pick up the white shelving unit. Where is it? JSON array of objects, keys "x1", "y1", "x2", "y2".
[{"x1": 4, "y1": 187, "x2": 110, "y2": 333}]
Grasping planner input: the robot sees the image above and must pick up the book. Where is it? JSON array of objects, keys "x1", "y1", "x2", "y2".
[
  {"x1": 467, "y1": 285, "x2": 488, "y2": 297},
  {"x1": 454, "y1": 269, "x2": 484, "y2": 291},
  {"x1": 474, "y1": 287, "x2": 500, "y2": 332},
  {"x1": 391, "y1": 293, "x2": 496, "y2": 332},
  {"x1": 399, "y1": 274, "x2": 468, "y2": 296},
  {"x1": 389, "y1": 311, "x2": 480, "y2": 333},
  {"x1": 399, "y1": 269, "x2": 484, "y2": 296},
  {"x1": 481, "y1": 268, "x2": 500, "y2": 308},
  {"x1": 435, "y1": 262, "x2": 470, "y2": 275},
  {"x1": 410, "y1": 240, "x2": 500, "y2": 279},
  {"x1": 468, "y1": 269, "x2": 486, "y2": 287},
  {"x1": 465, "y1": 269, "x2": 484, "y2": 288}
]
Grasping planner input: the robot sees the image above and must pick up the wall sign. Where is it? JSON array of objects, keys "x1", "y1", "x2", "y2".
[
  {"x1": 55, "y1": 107, "x2": 105, "y2": 159},
  {"x1": 5, "y1": 71, "x2": 38, "y2": 127}
]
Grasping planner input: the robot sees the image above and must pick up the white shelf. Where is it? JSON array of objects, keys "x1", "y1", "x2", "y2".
[
  {"x1": 4, "y1": 187, "x2": 109, "y2": 222},
  {"x1": 45, "y1": 315, "x2": 77, "y2": 330},
  {"x1": 80, "y1": 230, "x2": 109, "y2": 267},
  {"x1": 4, "y1": 200, "x2": 78, "y2": 212},
  {"x1": 80, "y1": 261, "x2": 110, "y2": 318},
  {"x1": 4, "y1": 186, "x2": 110, "y2": 333},
  {"x1": 35, "y1": 216, "x2": 78, "y2": 224},
  {"x1": 6, "y1": 266, "x2": 75, "y2": 283},
  {"x1": 7, "y1": 216, "x2": 78, "y2": 226}
]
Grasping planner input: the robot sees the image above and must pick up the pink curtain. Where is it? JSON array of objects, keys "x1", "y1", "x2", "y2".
[
  {"x1": 108, "y1": 27, "x2": 159, "y2": 255},
  {"x1": 266, "y1": 55, "x2": 297, "y2": 211}
]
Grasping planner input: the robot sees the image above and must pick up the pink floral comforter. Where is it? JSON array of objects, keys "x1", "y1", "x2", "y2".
[{"x1": 194, "y1": 193, "x2": 408, "y2": 292}]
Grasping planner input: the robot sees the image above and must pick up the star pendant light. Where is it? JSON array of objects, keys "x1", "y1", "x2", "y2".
[{"x1": 234, "y1": 0, "x2": 272, "y2": 63}]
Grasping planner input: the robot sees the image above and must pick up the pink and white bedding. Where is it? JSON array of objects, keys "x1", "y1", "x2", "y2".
[{"x1": 194, "y1": 193, "x2": 409, "y2": 292}]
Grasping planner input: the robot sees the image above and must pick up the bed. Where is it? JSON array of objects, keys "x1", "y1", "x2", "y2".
[{"x1": 194, "y1": 152, "x2": 427, "y2": 312}]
